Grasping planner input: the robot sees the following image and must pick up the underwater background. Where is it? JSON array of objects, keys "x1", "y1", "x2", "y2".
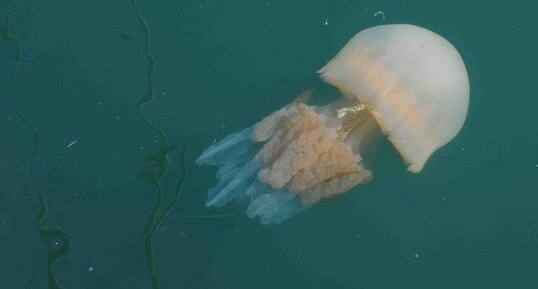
[{"x1": 1, "y1": 0, "x2": 537, "y2": 288}]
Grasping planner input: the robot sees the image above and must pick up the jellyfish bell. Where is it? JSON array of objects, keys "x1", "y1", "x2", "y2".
[
  {"x1": 197, "y1": 24, "x2": 469, "y2": 225},
  {"x1": 319, "y1": 24, "x2": 469, "y2": 172}
]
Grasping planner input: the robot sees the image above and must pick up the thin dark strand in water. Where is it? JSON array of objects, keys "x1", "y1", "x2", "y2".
[
  {"x1": 1, "y1": 4, "x2": 70, "y2": 289},
  {"x1": 130, "y1": 1, "x2": 187, "y2": 289},
  {"x1": 168, "y1": 213, "x2": 242, "y2": 219},
  {"x1": 153, "y1": 145, "x2": 187, "y2": 229}
]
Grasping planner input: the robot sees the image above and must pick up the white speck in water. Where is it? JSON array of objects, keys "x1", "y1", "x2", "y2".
[
  {"x1": 67, "y1": 139, "x2": 78, "y2": 149},
  {"x1": 461, "y1": 147, "x2": 466, "y2": 151},
  {"x1": 88, "y1": 267, "x2": 94, "y2": 272},
  {"x1": 324, "y1": 19, "x2": 329, "y2": 26},
  {"x1": 414, "y1": 254, "x2": 419, "y2": 258},
  {"x1": 98, "y1": 101, "x2": 104, "y2": 106},
  {"x1": 7, "y1": 116, "x2": 11, "y2": 120},
  {"x1": 122, "y1": 50, "x2": 127, "y2": 55},
  {"x1": 162, "y1": 92, "x2": 166, "y2": 95},
  {"x1": 442, "y1": 197, "x2": 447, "y2": 201},
  {"x1": 116, "y1": 116, "x2": 120, "y2": 120},
  {"x1": 139, "y1": 146, "x2": 145, "y2": 150},
  {"x1": 373, "y1": 10, "x2": 386, "y2": 20},
  {"x1": 265, "y1": 2, "x2": 270, "y2": 6}
]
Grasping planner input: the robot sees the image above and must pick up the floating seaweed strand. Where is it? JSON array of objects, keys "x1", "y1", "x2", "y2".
[
  {"x1": 130, "y1": 1, "x2": 188, "y2": 289},
  {"x1": 132, "y1": 1, "x2": 244, "y2": 287},
  {"x1": 1, "y1": 5, "x2": 70, "y2": 289}
]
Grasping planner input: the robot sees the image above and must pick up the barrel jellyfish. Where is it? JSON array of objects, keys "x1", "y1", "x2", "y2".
[{"x1": 197, "y1": 24, "x2": 470, "y2": 224}]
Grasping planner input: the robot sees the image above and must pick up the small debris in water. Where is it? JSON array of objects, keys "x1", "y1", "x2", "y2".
[
  {"x1": 67, "y1": 140, "x2": 78, "y2": 149},
  {"x1": 373, "y1": 10, "x2": 386, "y2": 20}
]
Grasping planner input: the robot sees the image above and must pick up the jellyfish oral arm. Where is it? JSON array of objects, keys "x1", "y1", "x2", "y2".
[
  {"x1": 197, "y1": 98, "x2": 381, "y2": 224},
  {"x1": 256, "y1": 100, "x2": 380, "y2": 202}
]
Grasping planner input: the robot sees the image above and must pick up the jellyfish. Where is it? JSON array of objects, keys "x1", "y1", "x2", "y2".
[{"x1": 197, "y1": 24, "x2": 469, "y2": 224}]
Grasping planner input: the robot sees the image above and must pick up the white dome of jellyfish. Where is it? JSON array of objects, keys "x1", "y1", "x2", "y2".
[{"x1": 197, "y1": 24, "x2": 470, "y2": 225}]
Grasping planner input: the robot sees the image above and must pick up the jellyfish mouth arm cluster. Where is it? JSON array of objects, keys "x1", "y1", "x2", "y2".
[
  {"x1": 197, "y1": 98, "x2": 381, "y2": 224},
  {"x1": 256, "y1": 100, "x2": 379, "y2": 202}
]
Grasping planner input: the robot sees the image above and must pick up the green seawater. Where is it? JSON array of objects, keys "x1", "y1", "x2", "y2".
[{"x1": 1, "y1": 0, "x2": 537, "y2": 288}]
